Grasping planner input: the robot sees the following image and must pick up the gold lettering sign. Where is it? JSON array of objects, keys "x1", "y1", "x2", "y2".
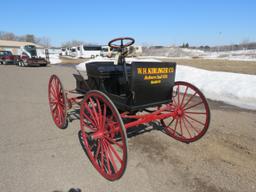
[
  {"x1": 137, "y1": 67, "x2": 174, "y2": 84},
  {"x1": 137, "y1": 67, "x2": 174, "y2": 75}
]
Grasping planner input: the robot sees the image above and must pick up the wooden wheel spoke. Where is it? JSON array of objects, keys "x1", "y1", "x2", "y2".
[
  {"x1": 95, "y1": 141, "x2": 101, "y2": 160},
  {"x1": 102, "y1": 141, "x2": 111, "y2": 174},
  {"x1": 184, "y1": 101, "x2": 204, "y2": 111},
  {"x1": 180, "y1": 86, "x2": 188, "y2": 107},
  {"x1": 81, "y1": 118, "x2": 95, "y2": 130},
  {"x1": 185, "y1": 111, "x2": 206, "y2": 115},
  {"x1": 173, "y1": 98, "x2": 178, "y2": 106},
  {"x1": 84, "y1": 104, "x2": 98, "y2": 127},
  {"x1": 54, "y1": 105, "x2": 61, "y2": 124},
  {"x1": 100, "y1": 142, "x2": 104, "y2": 171},
  {"x1": 58, "y1": 101, "x2": 65, "y2": 108},
  {"x1": 183, "y1": 115, "x2": 201, "y2": 134},
  {"x1": 104, "y1": 140, "x2": 118, "y2": 173},
  {"x1": 182, "y1": 92, "x2": 197, "y2": 109},
  {"x1": 104, "y1": 136, "x2": 123, "y2": 149},
  {"x1": 55, "y1": 79, "x2": 60, "y2": 97},
  {"x1": 102, "y1": 104, "x2": 107, "y2": 128},
  {"x1": 50, "y1": 86, "x2": 58, "y2": 99},
  {"x1": 89, "y1": 98, "x2": 100, "y2": 127},
  {"x1": 184, "y1": 114, "x2": 205, "y2": 126},
  {"x1": 57, "y1": 105, "x2": 64, "y2": 124},
  {"x1": 53, "y1": 106, "x2": 59, "y2": 119},
  {"x1": 51, "y1": 103, "x2": 57, "y2": 112},
  {"x1": 174, "y1": 118, "x2": 179, "y2": 133},
  {"x1": 182, "y1": 117, "x2": 192, "y2": 138},
  {"x1": 166, "y1": 118, "x2": 175, "y2": 128},
  {"x1": 49, "y1": 96, "x2": 57, "y2": 103},
  {"x1": 81, "y1": 110, "x2": 97, "y2": 129},
  {"x1": 96, "y1": 98, "x2": 102, "y2": 128},
  {"x1": 179, "y1": 118, "x2": 183, "y2": 136},
  {"x1": 108, "y1": 140, "x2": 123, "y2": 164}
]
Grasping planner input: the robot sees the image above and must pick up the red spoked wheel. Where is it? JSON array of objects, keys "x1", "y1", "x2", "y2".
[
  {"x1": 80, "y1": 90, "x2": 128, "y2": 181},
  {"x1": 161, "y1": 81, "x2": 210, "y2": 143},
  {"x1": 48, "y1": 74, "x2": 68, "y2": 129}
]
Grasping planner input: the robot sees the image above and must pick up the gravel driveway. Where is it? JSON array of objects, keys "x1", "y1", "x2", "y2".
[{"x1": 0, "y1": 65, "x2": 255, "y2": 192}]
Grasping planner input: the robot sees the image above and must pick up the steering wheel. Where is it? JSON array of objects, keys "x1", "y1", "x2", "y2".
[{"x1": 108, "y1": 37, "x2": 135, "y2": 49}]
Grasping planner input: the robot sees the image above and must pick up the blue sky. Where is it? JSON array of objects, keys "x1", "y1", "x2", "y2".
[{"x1": 0, "y1": 0, "x2": 255, "y2": 46}]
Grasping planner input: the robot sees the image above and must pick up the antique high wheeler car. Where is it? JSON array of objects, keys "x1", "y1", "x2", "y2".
[{"x1": 48, "y1": 37, "x2": 210, "y2": 181}]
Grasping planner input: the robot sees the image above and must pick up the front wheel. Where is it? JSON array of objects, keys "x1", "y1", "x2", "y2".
[
  {"x1": 160, "y1": 81, "x2": 210, "y2": 143},
  {"x1": 48, "y1": 74, "x2": 68, "y2": 129},
  {"x1": 80, "y1": 90, "x2": 128, "y2": 181},
  {"x1": 18, "y1": 61, "x2": 24, "y2": 67}
]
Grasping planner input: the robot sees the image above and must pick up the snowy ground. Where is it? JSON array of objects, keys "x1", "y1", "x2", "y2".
[
  {"x1": 203, "y1": 49, "x2": 256, "y2": 61},
  {"x1": 37, "y1": 49, "x2": 61, "y2": 64},
  {"x1": 176, "y1": 65, "x2": 256, "y2": 110},
  {"x1": 143, "y1": 47, "x2": 256, "y2": 61},
  {"x1": 49, "y1": 54, "x2": 61, "y2": 64}
]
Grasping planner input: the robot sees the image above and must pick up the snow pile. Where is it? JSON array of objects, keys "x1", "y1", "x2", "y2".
[
  {"x1": 143, "y1": 47, "x2": 256, "y2": 61},
  {"x1": 204, "y1": 49, "x2": 256, "y2": 61},
  {"x1": 49, "y1": 54, "x2": 61, "y2": 64},
  {"x1": 176, "y1": 65, "x2": 256, "y2": 110},
  {"x1": 36, "y1": 49, "x2": 61, "y2": 64},
  {"x1": 143, "y1": 47, "x2": 205, "y2": 58}
]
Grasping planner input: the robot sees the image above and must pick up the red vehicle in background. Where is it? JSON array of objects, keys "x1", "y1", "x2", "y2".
[
  {"x1": 0, "y1": 50, "x2": 20, "y2": 65},
  {"x1": 18, "y1": 45, "x2": 48, "y2": 67}
]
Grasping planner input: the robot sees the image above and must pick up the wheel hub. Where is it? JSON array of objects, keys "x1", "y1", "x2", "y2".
[{"x1": 176, "y1": 107, "x2": 184, "y2": 117}]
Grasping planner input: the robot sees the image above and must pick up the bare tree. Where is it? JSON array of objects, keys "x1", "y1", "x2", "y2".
[
  {"x1": 37, "y1": 37, "x2": 51, "y2": 48},
  {"x1": 0, "y1": 31, "x2": 52, "y2": 48},
  {"x1": 24, "y1": 34, "x2": 36, "y2": 43},
  {"x1": 240, "y1": 39, "x2": 250, "y2": 50},
  {"x1": 61, "y1": 40, "x2": 95, "y2": 48},
  {"x1": 0, "y1": 31, "x2": 16, "y2": 40}
]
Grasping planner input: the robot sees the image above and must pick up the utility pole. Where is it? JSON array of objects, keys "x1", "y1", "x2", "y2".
[{"x1": 218, "y1": 32, "x2": 222, "y2": 53}]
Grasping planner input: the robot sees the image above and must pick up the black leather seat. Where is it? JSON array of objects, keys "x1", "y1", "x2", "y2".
[{"x1": 86, "y1": 62, "x2": 131, "y2": 78}]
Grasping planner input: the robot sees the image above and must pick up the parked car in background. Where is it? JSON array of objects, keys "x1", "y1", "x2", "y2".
[
  {"x1": 69, "y1": 47, "x2": 78, "y2": 57},
  {"x1": 0, "y1": 50, "x2": 20, "y2": 65},
  {"x1": 60, "y1": 47, "x2": 71, "y2": 56},
  {"x1": 18, "y1": 45, "x2": 48, "y2": 67},
  {"x1": 60, "y1": 48, "x2": 66, "y2": 56}
]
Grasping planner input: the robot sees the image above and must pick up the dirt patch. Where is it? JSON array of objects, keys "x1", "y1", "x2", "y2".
[
  {"x1": 192, "y1": 178, "x2": 232, "y2": 192},
  {"x1": 160, "y1": 58, "x2": 256, "y2": 75}
]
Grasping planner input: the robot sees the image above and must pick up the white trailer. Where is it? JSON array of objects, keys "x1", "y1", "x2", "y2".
[{"x1": 79, "y1": 45, "x2": 102, "y2": 58}]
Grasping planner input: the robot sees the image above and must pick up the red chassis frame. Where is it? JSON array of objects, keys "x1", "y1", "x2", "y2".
[{"x1": 66, "y1": 91, "x2": 174, "y2": 124}]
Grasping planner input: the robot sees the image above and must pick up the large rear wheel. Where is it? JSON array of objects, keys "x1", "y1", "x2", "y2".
[
  {"x1": 161, "y1": 81, "x2": 210, "y2": 143},
  {"x1": 48, "y1": 74, "x2": 68, "y2": 129},
  {"x1": 80, "y1": 90, "x2": 128, "y2": 181}
]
